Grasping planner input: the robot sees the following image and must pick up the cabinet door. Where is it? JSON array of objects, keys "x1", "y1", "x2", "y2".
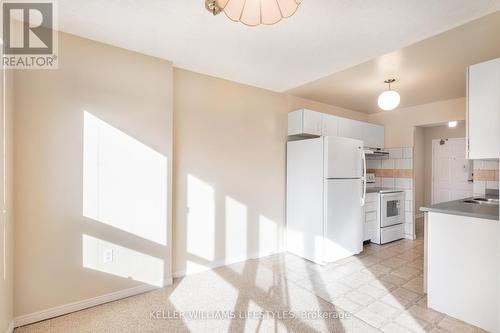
[
  {"x1": 287, "y1": 109, "x2": 323, "y2": 136},
  {"x1": 338, "y1": 118, "x2": 364, "y2": 142},
  {"x1": 364, "y1": 211, "x2": 377, "y2": 241},
  {"x1": 322, "y1": 114, "x2": 339, "y2": 137},
  {"x1": 302, "y1": 110, "x2": 323, "y2": 136},
  {"x1": 288, "y1": 110, "x2": 303, "y2": 136},
  {"x1": 362, "y1": 123, "x2": 375, "y2": 148},
  {"x1": 467, "y1": 58, "x2": 500, "y2": 159},
  {"x1": 362, "y1": 123, "x2": 385, "y2": 148},
  {"x1": 373, "y1": 125, "x2": 385, "y2": 148}
]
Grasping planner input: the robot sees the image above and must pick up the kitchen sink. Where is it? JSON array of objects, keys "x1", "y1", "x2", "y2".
[
  {"x1": 472, "y1": 197, "x2": 499, "y2": 203},
  {"x1": 462, "y1": 197, "x2": 499, "y2": 206}
]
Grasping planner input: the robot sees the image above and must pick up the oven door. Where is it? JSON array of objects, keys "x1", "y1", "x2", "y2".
[{"x1": 380, "y1": 192, "x2": 405, "y2": 227}]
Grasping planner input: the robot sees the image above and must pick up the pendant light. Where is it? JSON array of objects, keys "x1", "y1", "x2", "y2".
[
  {"x1": 378, "y1": 79, "x2": 401, "y2": 111},
  {"x1": 205, "y1": 0, "x2": 302, "y2": 26}
]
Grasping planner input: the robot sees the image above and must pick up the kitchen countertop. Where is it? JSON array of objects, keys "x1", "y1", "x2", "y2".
[
  {"x1": 366, "y1": 187, "x2": 405, "y2": 194},
  {"x1": 420, "y1": 195, "x2": 499, "y2": 221}
]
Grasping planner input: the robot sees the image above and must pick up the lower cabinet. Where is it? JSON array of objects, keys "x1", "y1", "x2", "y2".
[{"x1": 364, "y1": 193, "x2": 378, "y2": 242}]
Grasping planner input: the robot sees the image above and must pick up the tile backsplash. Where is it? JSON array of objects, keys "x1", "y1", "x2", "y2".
[
  {"x1": 366, "y1": 147, "x2": 415, "y2": 240},
  {"x1": 473, "y1": 160, "x2": 499, "y2": 196}
]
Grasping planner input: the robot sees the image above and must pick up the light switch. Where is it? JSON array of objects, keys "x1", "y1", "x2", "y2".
[{"x1": 103, "y1": 248, "x2": 113, "y2": 263}]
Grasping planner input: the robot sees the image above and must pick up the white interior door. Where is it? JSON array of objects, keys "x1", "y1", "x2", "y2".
[{"x1": 432, "y1": 138, "x2": 473, "y2": 204}]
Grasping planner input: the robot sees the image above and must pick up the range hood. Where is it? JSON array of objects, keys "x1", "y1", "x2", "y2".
[{"x1": 364, "y1": 147, "x2": 389, "y2": 156}]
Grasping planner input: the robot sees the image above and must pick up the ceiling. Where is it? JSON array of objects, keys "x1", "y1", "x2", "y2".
[
  {"x1": 58, "y1": 0, "x2": 500, "y2": 92},
  {"x1": 288, "y1": 11, "x2": 500, "y2": 114}
]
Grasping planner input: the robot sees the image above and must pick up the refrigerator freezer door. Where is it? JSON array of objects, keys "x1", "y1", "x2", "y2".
[
  {"x1": 324, "y1": 136, "x2": 363, "y2": 179},
  {"x1": 324, "y1": 179, "x2": 364, "y2": 262}
]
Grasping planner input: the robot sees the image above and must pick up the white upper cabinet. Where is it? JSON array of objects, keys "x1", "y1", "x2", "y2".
[
  {"x1": 467, "y1": 58, "x2": 500, "y2": 159},
  {"x1": 288, "y1": 109, "x2": 323, "y2": 136},
  {"x1": 288, "y1": 109, "x2": 385, "y2": 148},
  {"x1": 322, "y1": 114, "x2": 339, "y2": 137},
  {"x1": 362, "y1": 123, "x2": 385, "y2": 148},
  {"x1": 338, "y1": 118, "x2": 384, "y2": 148},
  {"x1": 338, "y1": 118, "x2": 364, "y2": 141}
]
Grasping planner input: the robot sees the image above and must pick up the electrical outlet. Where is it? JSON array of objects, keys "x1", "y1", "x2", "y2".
[{"x1": 103, "y1": 248, "x2": 113, "y2": 263}]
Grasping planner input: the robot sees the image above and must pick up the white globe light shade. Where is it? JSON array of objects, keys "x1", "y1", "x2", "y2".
[{"x1": 378, "y1": 90, "x2": 401, "y2": 111}]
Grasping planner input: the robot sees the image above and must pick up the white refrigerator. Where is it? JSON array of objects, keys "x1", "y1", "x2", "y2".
[{"x1": 286, "y1": 136, "x2": 366, "y2": 265}]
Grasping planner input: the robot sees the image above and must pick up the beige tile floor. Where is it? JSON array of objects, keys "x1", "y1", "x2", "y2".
[
  {"x1": 16, "y1": 222, "x2": 485, "y2": 333},
  {"x1": 254, "y1": 229, "x2": 485, "y2": 333}
]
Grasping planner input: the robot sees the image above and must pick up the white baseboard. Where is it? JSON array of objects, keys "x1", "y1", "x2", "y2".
[
  {"x1": 404, "y1": 234, "x2": 416, "y2": 240},
  {"x1": 173, "y1": 249, "x2": 281, "y2": 278},
  {"x1": 5, "y1": 321, "x2": 14, "y2": 333},
  {"x1": 13, "y1": 250, "x2": 282, "y2": 327},
  {"x1": 14, "y1": 278, "x2": 173, "y2": 328}
]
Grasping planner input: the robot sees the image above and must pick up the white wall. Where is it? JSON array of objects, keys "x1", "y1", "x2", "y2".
[
  {"x1": 14, "y1": 32, "x2": 173, "y2": 317},
  {"x1": 472, "y1": 159, "x2": 500, "y2": 196}
]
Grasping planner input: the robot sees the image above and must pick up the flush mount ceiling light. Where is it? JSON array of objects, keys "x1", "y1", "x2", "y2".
[
  {"x1": 205, "y1": 0, "x2": 302, "y2": 26},
  {"x1": 448, "y1": 121, "x2": 458, "y2": 128},
  {"x1": 377, "y1": 79, "x2": 401, "y2": 111}
]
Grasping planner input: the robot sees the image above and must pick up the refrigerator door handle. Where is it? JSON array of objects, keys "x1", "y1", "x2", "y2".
[{"x1": 361, "y1": 152, "x2": 367, "y2": 206}]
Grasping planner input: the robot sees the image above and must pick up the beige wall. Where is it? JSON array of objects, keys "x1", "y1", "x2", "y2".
[
  {"x1": 11, "y1": 31, "x2": 370, "y2": 318},
  {"x1": 173, "y1": 69, "x2": 287, "y2": 275},
  {"x1": 369, "y1": 97, "x2": 466, "y2": 148},
  {"x1": 286, "y1": 95, "x2": 371, "y2": 122},
  {"x1": 0, "y1": 67, "x2": 15, "y2": 332},
  {"x1": 171, "y1": 69, "x2": 370, "y2": 275},
  {"x1": 14, "y1": 32, "x2": 173, "y2": 316},
  {"x1": 367, "y1": 97, "x2": 468, "y2": 211},
  {"x1": 6, "y1": 30, "x2": 476, "y2": 320}
]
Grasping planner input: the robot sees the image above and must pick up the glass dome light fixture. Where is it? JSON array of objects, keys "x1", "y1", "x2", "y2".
[
  {"x1": 205, "y1": 0, "x2": 302, "y2": 26},
  {"x1": 377, "y1": 79, "x2": 401, "y2": 111}
]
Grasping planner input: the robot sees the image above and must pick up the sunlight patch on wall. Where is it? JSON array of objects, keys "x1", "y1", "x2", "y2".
[
  {"x1": 225, "y1": 196, "x2": 247, "y2": 262},
  {"x1": 286, "y1": 229, "x2": 304, "y2": 253},
  {"x1": 82, "y1": 234, "x2": 164, "y2": 287},
  {"x1": 259, "y1": 215, "x2": 278, "y2": 255},
  {"x1": 187, "y1": 174, "x2": 215, "y2": 262},
  {"x1": 83, "y1": 111, "x2": 168, "y2": 245},
  {"x1": 314, "y1": 235, "x2": 324, "y2": 263},
  {"x1": 185, "y1": 261, "x2": 210, "y2": 275}
]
